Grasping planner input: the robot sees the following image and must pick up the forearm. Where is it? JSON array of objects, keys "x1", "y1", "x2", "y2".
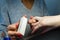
[{"x1": 43, "y1": 15, "x2": 60, "y2": 27}]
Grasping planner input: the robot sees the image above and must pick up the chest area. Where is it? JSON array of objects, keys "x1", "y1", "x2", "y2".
[{"x1": 7, "y1": 0, "x2": 44, "y2": 23}]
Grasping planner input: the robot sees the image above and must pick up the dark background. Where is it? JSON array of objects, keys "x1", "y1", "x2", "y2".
[{"x1": 45, "y1": 0, "x2": 60, "y2": 15}]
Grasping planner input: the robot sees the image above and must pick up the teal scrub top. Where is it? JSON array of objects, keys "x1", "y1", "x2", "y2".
[{"x1": 1, "y1": 0, "x2": 60, "y2": 40}]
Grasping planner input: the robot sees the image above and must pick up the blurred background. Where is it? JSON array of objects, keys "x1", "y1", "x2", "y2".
[{"x1": 45, "y1": 0, "x2": 60, "y2": 15}]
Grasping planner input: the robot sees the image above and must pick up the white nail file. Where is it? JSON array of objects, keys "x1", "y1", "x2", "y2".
[{"x1": 17, "y1": 16, "x2": 28, "y2": 36}]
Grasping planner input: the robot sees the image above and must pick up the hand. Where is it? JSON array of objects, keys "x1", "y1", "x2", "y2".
[
  {"x1": 7, "y1": 21, "x2": 20, "y2": 40},
  {"x1": 29, "y1": 16, "x2": 58, "y2": 33},
  {"x1": 7, "y1": 22, "x2": 19, "y2": 35},
  {"x1": 29, "y1": 16, "x2": 44, "y2": 33}
]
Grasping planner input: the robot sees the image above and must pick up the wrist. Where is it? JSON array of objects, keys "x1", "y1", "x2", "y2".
[
  {"x1": 43, "y1": 15, "x2": 60, "y2": 27},
  {"x1": 41, "y1": 16, "x2": 55, "y2": 26}
]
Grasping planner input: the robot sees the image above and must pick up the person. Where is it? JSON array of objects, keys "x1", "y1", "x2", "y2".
[{"x1": 0, "y1": 0, "x2": 60, "y2": 40}]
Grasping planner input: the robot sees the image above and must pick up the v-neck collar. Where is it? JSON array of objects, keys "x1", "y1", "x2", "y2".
[{"x1": 20, "y1": 0, "x2": 36, "y2": 11}]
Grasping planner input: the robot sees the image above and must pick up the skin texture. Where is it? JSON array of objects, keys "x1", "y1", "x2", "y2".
[
  {"x1": 22, "y1": 0, "x2": 34, "y2": 10},
  {"x1": 29, "y1": 15, "x2": 60, "y2": 33}
]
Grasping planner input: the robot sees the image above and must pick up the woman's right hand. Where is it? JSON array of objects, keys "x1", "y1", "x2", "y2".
[
  {"x1": 7, "y1": 21, "x2": 20, "y2": 40},
  {"x1": 7, "y1": 22, "x2": 19, "y2": 35}
]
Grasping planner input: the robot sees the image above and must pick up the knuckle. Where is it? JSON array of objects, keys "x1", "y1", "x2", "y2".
[{"x1": 8, "y1": 25, "x2": 12, "y2": 27}]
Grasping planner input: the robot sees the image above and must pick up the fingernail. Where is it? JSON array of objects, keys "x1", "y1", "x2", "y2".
[
  {"x1": 30, "y1": 16, "x2": 33, "y2": 19},
  {"x1": 17, "y1": 33, "x2": 23, "y2": 38},
  {"x1": 16, "y1": 24, "x2": 18, "y2": 28}
]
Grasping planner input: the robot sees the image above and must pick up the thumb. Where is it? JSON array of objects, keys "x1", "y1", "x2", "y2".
[
  {"x1": 33, "y1": 16, "x2": 42, "y2": 21},
  {"x1": 15, "y1": 21, "x2": 20, "y2": 28}
]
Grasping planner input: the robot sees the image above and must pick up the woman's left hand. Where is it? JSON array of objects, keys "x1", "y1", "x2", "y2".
[{"x1": 29, "y1": 16, "x2": 59, "y2": 33}]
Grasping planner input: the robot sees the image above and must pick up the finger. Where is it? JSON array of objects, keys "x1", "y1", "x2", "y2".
[
  {"x1": 30, "y1": 16, "x2": 34, "y2": 19},
  {"x1": 31, "y1": 26, "x2": 39, "y2": 33},
  {"x1": 32, "y1": 19, "x2": 37, "y2": 23},
  {"x1": 13, "y1": 21, "x2": 20, "y2": 29},
  {"x1": 28, "y1": 16, "x2": 36, "y2": 23},
  {"x1": 31, "y1": 22, "x2": 39, "y2": 27},
  {"x1": 15, "y1": 21, "x2": 20, "y2": 29},
  {"x1": 7, "y1": 21, "x2": 19, "y2": 30},
  {"x1": 30, "y1": 22, "x2": 39, "y2": 30},
  {"x1": 31, "y1": 22, "x2": 39, "y2": 30},
  {"x1": 32, "y1": 24, "x2": 42, "y2": 33},
  {"x1": 29, "y1": 22, "x2": 38, "y2": 29},
  {"x1": 29, "y1": 16, "x2": 41, "y2": 24},
  {"x1": 28, "y1": 19, "x2": 32, "y2": 24},
  {"x1": 28, "y1": 19, "x2": 36, "y2": 24},
  {"x1": 8, "y1": 31, "x2": 23, "y2": 38},
  {"x1": 7, "y1": 25, "x2": 17, "y2": 31},
  {"x1": 31, "y1": 24, "x2": 39, "y2": 33},
  {"x1": 33, "y1": 16, "x2": 42, "y2": 20},
  {"x1": 8, "y1": 31, "x2": 19, "y2": 36}
]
